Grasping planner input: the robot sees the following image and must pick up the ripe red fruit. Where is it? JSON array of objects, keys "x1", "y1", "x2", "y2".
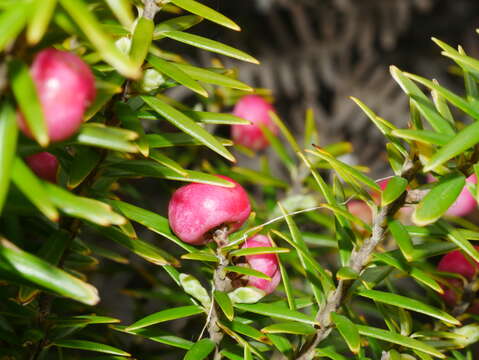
[
  {"x1": 18, "y1": 48, "x2": 96, "y2": 142},
  {"x1": 437, "y1": 248, "x2": 479, "y2": 313},
  {"x1": 231, "y1": 95, "x2": 279, "y2": 151},
  {"x1": 25, "y1": 152, "x2": 59, "y2": 183},
  {"x1": 168, "y1": 176, "x2": 251, "y2": 245},
  {"x1": 241, "y1": 235, "x2": 281, "y2": 294},
  {"x1": 427, "y1": 174, "x2": 477, "y2": 217}
]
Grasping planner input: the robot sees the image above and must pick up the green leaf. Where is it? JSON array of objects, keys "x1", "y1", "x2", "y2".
[
  {"x1": 392, "y1": 129, "x2": 452, "y2": 146},
  {"x1": 170, "y1": 0, "x2": 240, "y2": 31},
  {"x1": 390, "y1": 66, "x2": 455, "y2": 136},
  {"x1": 228, "y1": 286, "x2": 265, "y2": 304},
  {"x1": 142, "y1": 95, "x2": 235, "y2": 161},
  {"x1": 214, "y1": 290, "x2": 234, "y2": 321},
  {"x1": 336, "y1": 266, "x2": 358, "y2": 281},
  {"x1": 357, "y1": 289, "x2": 460, "y2": 325},
  {"x1": 261, "y1": 124, "x2": 295, "y2": 169},
  {"x1": 0, "y1": 3, "x2": 28, "y2": 51},
  {"x1": 268, "y1": 111, "x2": 301, "y2": 154},
  {"x1": 0, "y1": 101, "x2": 17, "y2": 214},
  {"x1": 413, "y1": 172, "x2": 465, "y2": 225},
  {"x1": 9, "y1": 60, "x2": 48, "y2": 146},
  {"x1": 175, "y1": 63, "x2": 252, "y2": 91},
  {"x1": 424, "y1": 121, "x2": 479, "y2": 171},
  {"x1": 181, "y1": 252, "x2": 218, "y2": 262},
  {"x1": 163, "y1": 31, "x2": 259, "y2": 64},
  {"x1": 179, "y1": 273, "x2": 210, "y2": 308},
  {"x1": 261, "y1": 322, "x2": 315, "y2": 335},
  {"x1": 53, "y1": 339, "x2": 130, "y2": 356},
  {"x1": 114, "y1": 326, "x2": 194, "y2": 350},
  {"x1": 153, "y1": 15, "x2": 202, "y2": 39},
  {"x1": 356, "y1": 325, "x2": 445, "y2": 358},
  {"x1": 183, "y1": 111, "x2": 250, "y2": 125},
  {"x1": 104, "y1": 0, "x2": 134, "y2": 28},
  {"x1": 130, "y1": 17, "x2": 154, "y2": 68},
  {"x1": 89, "y1": 224, "x2": 179, "y2": 266},
  {"x1": 75, "y1": 123, "x2": 139, "y2": 153},
  {"x1": 146, "y1": 132, "x2": 233, "y2": 148},
  {"x1": 106, "y1": 159, "x2": 233, "y2": 187},
  {"x1": 127, "y1": 305, "x2": 204, "y2": 331},
  {"x1": 11, "y1": 157, "x2": 58, "y2": 221},
  {"x1": 316, "y1": 346, "x2": 348, "y2": 360},
  {"x1": 108, "y1": 199, "x2": 196, "y2": 253},
  {"x1": 45, "y1": 183, "x2": 124, "y2": 226},
  {"x1": 27, "y1": 0, "x2": 57, "y2": 45},
  {"x1": 0, "y1": 238, "x2": 99, "y2": 305},
  {"x1": 67, "y1": 147, "x2": 101, "y2": 189},
  {"x1": 331, "y1": 312, "x2": 361, "y2": 354},
  {"x1": 59, "y1": 0, "x2": 140, "y2": 78},
  {"x1": 234, "y1": 303, "x2": 317, "y2": 325},
  {"x1": 405, "y1": 72, "x2": 479, "y2": 122},
  {"x1": 147, "y1": 55, "x2": 208, "y2": 97},
  {"x1": 309, "y1": 147, "x2": 380, "y2": 191},
  {"x1": 224, "y1": 266, "x2": 271, "y2": 280},
  {"x1": 232, "y1": 167, "x2": 289, "y2": 188},
  {"x1": 183, "y1": 338, "x2": 215, "y2": 360},
  {"x1": 388, "y1": 220, "x2": 415, "y2": 261},
  {"x1": 436, "y1": 220, "x2": 479, "y2": 263},
  {"x1": 381, "y1": 176, "x2": 408, "y2": 206},
  {"x1": 229, "y1": 247, "x2": 289, "y2": 257}
]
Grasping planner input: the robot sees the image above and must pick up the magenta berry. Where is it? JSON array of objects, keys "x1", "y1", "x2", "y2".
[
  {"x1": 25, "y1": 152, "x2": 59, "y2": 183},
  {"x1": 437, "y1": 248, "x2": 479, "y2": 313},
  {"x1": 241, "y1": 235, "x2": 281, "y2": 294},
  {"x1": 18, "y1": 48, "x2": 96, "y2": 142},
  {"x1": 231, "y1": 95, "x2": 279, "y2": 151},
  {"x1": 168, "y1": 176, "x2": 251, "y2": 245}
]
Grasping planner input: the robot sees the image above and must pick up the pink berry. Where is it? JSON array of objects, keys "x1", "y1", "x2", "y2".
[
  {"x1": 231, "y1": 95, "x2": 279, "y2": 151},
  {"x1": 427, "y1": 174, "x2": 477, "y2": 217},
  {"x1": 168, "y1": 176, "x2": 251, "y2": 245},
  {"x1": 241, "y1": 235, "x2": 281, "y2": 294},
  {"x1": 437, "y1": 248, "x2": 479, "y2": 312},
  {"x1": 347, "y1": 200, "x2": 373, "y2": 224},
  {"x1": 25, "y1": 152, "x2": 58, "y2": 183},
  {"x1": 18, "y1": 49, "x2": 96, "y2": 142}
]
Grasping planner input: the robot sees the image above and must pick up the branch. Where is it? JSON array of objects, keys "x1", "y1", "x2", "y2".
[{"x1": 295, "y1": 161, "x2": 420, "y2": 360}]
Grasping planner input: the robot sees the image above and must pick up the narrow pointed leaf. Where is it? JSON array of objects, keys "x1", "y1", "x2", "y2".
[
  {"x1": 0, "y1": 101, "x2": 17, "y2": 214},
  {"x1": 127, "y1": 305, "x2": 204, "y2": 331},
  {"x1": 171, "y1": 0, "x2": 240, "y2": 30},
  {"x1": 331, "y1": 312, "x2": 361, "y2": 354},
  {"x1": 233, "y1": 303, "x2": 317, "y2": 325},
  {"x1": 224, "y1": 266, "x2": 271, "y2": 280},
  {"x1": 357, "y1": 289, "x2": 460, "y2": 325},
  {"x1": 229, "y1": 247, "x2": 289, "y2": 257},
  {"x1": 0, "y1": 3, "x2": 28, "y2": 51},
  {"x1": 214, "y1": 290, "x2": 234, "y2": 321},
  {"x1": 27, "y1": 0, "x2": 57, "y2": 44},
  {"x1": 381, "y1": 176, "x2": 408, "y2": 206},
  {"x1": 0, "y1": 238, "x2": 99, "y2": 305},
  {"x1": 146, "y1": 132, "x2": 233, "y2": 148},
  {"x1": 67, "y1": 146, "x2": 101, "y2": 189},
  {"x1": 261, "y1": 322, "x2": 315, "y2": 335},
  {"x1": 147, "y1": 55, "x2": 208, "y2": 97},
  {"x1": 153, "y1": 15, "x2": 202, "y2": 39},
  {"x1": 9, "y1": 60, "x2": 48, "y2": 146},
  {"x1": 389, "y1": 220, "x2": 415, "y2": 261},
  {"x1": 356, "y1": 325, "x2": 445, "y2": 358},
  {"x1": 413, "y1": 172, "x2": 465, "y2": 225},
  {"x1": 392, "y1": 129, "x2": 452, "y2": 146},
  {"x1": 183, "y1": 111, "x2": 250, "y2": 125},
  {"x1": 183, "y1": 338, "x2": 215, "y2": 360},
  {"x1": 175, "y1": 63, "x2": 252, "y2": 91},
  {"x1": 425, "y1": 121, "x2": 479, "y2": 171},
  {"x1": 130, "y1": 17, "x2": 154, "y2": 68},
  {"x1": 163, "y1": 31, "x2": 259, "y2": 64},
  {"x1": 53, "y1": 340, "x2": 130, "y2": 356},
  {"x1": 75, "y1": 123, "x2": 139, "y2": 153},
  {"x1": 142, "y1": 95, "x2": 235, "y2": 161},
  {"x1": 11, "y1": 157, "x2": 58, "y2": 221},
  {"x1": 390, "y1": 66, "x2": 455, "y2": 136}
]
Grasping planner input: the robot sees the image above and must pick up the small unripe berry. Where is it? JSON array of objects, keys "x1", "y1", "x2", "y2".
[
  {"x1": 241, "y1": 235, "x2": 281, "y2": 294},
  {"x1": 168, "y1": 176, "x2": 251, "y2": 245},
  {"x1": 231, "y1": 95, "x2": 279, "y2": 151},
  {"x1": 437, "y1": 248, "x2": 479, "y2": 312},
  {"x1": 427, "y1": 174, "x2": 477, "y2": 217},
  {"x1": 25, "y1": 152, "x2": 58, "y2": 183},
  {"x1": 18, "y1": 49, "x2": 96, "y2": 142}
]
